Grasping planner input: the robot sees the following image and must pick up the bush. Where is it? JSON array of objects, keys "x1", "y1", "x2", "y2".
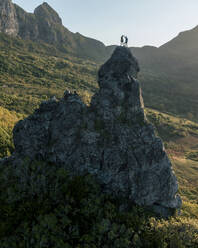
[{"x1": 0, "y1": 160, "x2": 198, "y2": 247}]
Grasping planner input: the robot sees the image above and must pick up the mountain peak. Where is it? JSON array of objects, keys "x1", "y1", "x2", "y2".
[
  {"x1": 41, "y1": 2, "x2": 51, "y2": 7},
  {"x1": 34, "y1": 1, "x2": 62, "y2": 25}
]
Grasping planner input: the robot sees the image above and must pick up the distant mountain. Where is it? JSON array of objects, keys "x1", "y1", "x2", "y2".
[
  {"x1": 133, "y1": 25, "x2": 198, "y2": 79},
  {"x1": 0, "y1": 1, "x2": 107, "y2": 61},
  {"x1": 131, "y1": 26, "x2": 198, "y2": 121},
  {"x1": 161, "y1": 25, "x2": 198, "y2": 53}
]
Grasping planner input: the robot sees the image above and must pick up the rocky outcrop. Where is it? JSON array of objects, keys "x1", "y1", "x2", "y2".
[
  {"x1": 15, "y1": 2, "x2": 66, "y2": 43},
  {"x1": 13, "y1": 2, "x2": 68, "y2": 43},
  {"x1": 0, "y1": 0, "x2": 18, "y2": 36},
  {"x1": 1, "y1": 46, "x2": 182, "y2": 217},
  {"x1": 13, "y1": 4, "x2": 38, "y2": 41}
]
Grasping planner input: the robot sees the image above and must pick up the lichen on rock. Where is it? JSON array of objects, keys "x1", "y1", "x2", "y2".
[{"x1": 0, "y1": 46, "x2": 182, "y2": 217}]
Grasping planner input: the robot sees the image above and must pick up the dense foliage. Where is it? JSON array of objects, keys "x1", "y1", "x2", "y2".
[
  {"x1": 0, "y1": 161, "x2": 197, "y2": 247},
  {"x1": 0, "y1": 106, "x2": 23, "y2": 157}
]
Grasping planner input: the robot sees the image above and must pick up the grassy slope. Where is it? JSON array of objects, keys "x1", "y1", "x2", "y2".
[
  {"x1": 146, "y1": 109, "x2": 198, "y2": 218},
  {"x1": 139, "y1": 70, "x2": 198, "y2": 122},
  {"x1": 0, "y1": 33, "x2": 98, "y2": 114}
]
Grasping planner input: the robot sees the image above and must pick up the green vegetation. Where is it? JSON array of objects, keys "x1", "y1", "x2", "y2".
[
  {"x1": 173, "y1": 158, "x2": 198, "y2": 218},
  {"x1": 145, "y1": 108, "x2": 198, "y2": 222},
  {"x1": 0, "y1": 161, "x2": 198, "y2": 247},
  {"x1": 139, "y1": 70, "x2": 198, "y2": 122},
  {"x1": 186, "y1": 151, "x2": 198, "y2": 162},
  {"x1": 0, "y1": 106, "x2": 24, "y2": 157},
  {"x1": 146, "y1": 108, "x2": 198, "y2": 142},
  {"x1": 0, "y1": 33, "x2": 97, "y2": 114}
]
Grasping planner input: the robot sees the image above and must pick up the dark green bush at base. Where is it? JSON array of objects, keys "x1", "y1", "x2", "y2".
[{"x1": 0, "y1": 161, "x2": 197, "y2": 247}]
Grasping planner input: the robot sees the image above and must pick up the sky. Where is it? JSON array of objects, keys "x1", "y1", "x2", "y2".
[{"x1": 12, "y1": 0, "x2": 198, "y2": 47}]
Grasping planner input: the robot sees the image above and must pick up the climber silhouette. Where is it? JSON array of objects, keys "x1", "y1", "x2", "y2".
[
  {"x1": 120, "y1": 35, "x2": 124, "y2": 46},
  {"x1": 120, "y1": 35, "x2": 128, "y2": 47},
  {"x1": 125, "y1": 36, "x2": 128, "y2": 47}
]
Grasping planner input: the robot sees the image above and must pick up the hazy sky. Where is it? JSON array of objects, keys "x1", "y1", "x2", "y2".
[{"x1": 12, "y1": 0, "x2": 198, "y2": 47}]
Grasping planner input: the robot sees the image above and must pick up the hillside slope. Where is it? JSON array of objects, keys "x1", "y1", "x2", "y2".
[
  {"x1": 0, "y1": 32, "x2": 98, "y2": 114},
  {"x1": 146, "y1": 108, "x2": 198, "y2": 218},
  {"x1": 132, "y1": 26, "x2": 198, "y2": 121}
]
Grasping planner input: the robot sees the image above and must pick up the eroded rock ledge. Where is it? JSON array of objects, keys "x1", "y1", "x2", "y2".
[{"x1": 1, "y1": 46, "x2": 182, "y2": 217}]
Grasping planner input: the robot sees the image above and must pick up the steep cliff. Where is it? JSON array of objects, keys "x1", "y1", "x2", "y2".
[
  {"x1": 13, "y1": 2, "x2": 68, "y2": 43},
  {"x1": 0, "y1": 46, "x2": 181, "y2": 217},
  {"x1": 0, "y1": 0, "x2": 18, "y2": 36}
]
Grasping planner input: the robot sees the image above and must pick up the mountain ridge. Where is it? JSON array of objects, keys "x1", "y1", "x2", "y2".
[{"x1": 0, "y1": 0, "x2": 108, "y2": 61}]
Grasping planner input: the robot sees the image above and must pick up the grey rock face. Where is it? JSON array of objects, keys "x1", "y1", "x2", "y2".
[
  {"x1": 34, "y1": 2, "x2": 62, "y2": 26},
  {"x1": 13, "y1": 2, "x2": 63, "y2": 43},
  {"x1": 0, "y1": 1, "x2": 108, "y2": 61},
  {"x1": 0, "y1": 0, "x2": 18, "y2": 36},
  {"x1": 33, "y1": 2, "x2": 64, "y2": 44},
  {"x1": 0, "y1": 1, "x2": 68, "y2": 43},
  {"x1": 14, "y1": 4, "x2": 38, "y2": 41},
  {"x1": 2, "y1": 46, "x2": 182, "y2": 216}
]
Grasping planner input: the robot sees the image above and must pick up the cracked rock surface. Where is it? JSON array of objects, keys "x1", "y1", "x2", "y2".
[
  {"x1": 0, "y1": 46, "x2": 182, "y2": 217},
  {"x1": 0, "y1": 0, "x2": 18, "y2": 36}
]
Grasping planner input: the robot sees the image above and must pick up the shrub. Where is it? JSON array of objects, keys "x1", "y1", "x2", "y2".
[{"x1": 0, "y1": 160, "x2": 198, "y2": 247}]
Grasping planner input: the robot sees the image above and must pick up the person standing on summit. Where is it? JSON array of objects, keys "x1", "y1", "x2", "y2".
[
  {"x1": 120, "y1": 35, "x2": 124, "y2": 46},
  {"x1": 120, "y1": 35, "x2": 128, "y2": 47},
  {"x1": 125, "y1": 36, "x2": 128, "y2": 47}
]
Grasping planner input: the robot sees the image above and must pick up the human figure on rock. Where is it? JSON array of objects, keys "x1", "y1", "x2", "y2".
[
  {"x1": 120, "y1": 35, "x2": 124, "y2": 46},
  {"x1": 125, "y1": 36, "x2": 128, "y2": 47}
]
